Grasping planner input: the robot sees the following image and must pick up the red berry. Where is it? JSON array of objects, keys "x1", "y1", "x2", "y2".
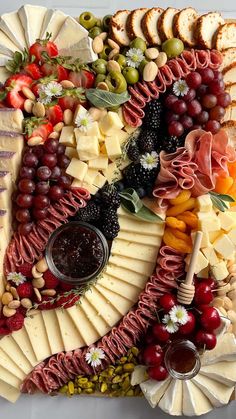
[
  {"x1": 0, "y1": 326, "x2": 11, "y2": 335},
  {"x1": 39, "y1": 295, "x2": 56, "y2": 310},
  {"x1": 43, "y1": 270, "x2": 60, "y2": 289},
  {"x1": 195, "y1": 330, "x2": 217, "y2": 350},
  {"x1": 17, "y1": 262, "x2": 33, "y2": 278},
  {"x1": 194, "y1": 283, "x2": 213, "y2": 305},
  {"x1": 16, "y1": 282, "x2": 34, "y2": 299},
  {"x1": 204, "y1": 278, "x2": 216, "y2": 290},
  {"x1": 142, "y1": 344, "x2": 163, "y2": 367},
  {"x1": 55, "y1": 292, "x2": 80, "y2": 309},
  {"x1": 159, "y1": 294, "x2": 177, "y2": 312},
  {"x1": 178, "y1": 311, "x2": 196, "y2": 335},
  {"x1": 152, "y1": 323, "x2": 170, "y2": 342},
  {"x1": 200, "y1": 307, "x2": 221, "y2": 331},
  {"x1": 147, "y1": 365, "x2": 168, "y2": 381},
  {"x1": 59, "y1": 282, "x2": 74, "y2": 291},
  {"x1": 6, "y1": 313, "x2": 24, "y2": 331}
]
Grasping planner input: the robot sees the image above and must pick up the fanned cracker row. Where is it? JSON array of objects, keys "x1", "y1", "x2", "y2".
[
  {"x1": 126, "y1": 8, "x2": 149, "y2": 42},
  {"x1": 110, "y1": 10, "x2": 130, "y2": 46},
  {"x1": 157, "y1": 7, "x2": 179, "y2": 42},
  {"x1": 216, "y1": 23, "x2": 236, "y2": 51},
  {"x1": 173, "y1": 7, "x2": 198, "y2": 48},
  {"x1": 141, "y1": 7, "x2": 164, "y2": 45},
  {"x1": 196, "y1": 12, "x2": 224, "y2": 49}
]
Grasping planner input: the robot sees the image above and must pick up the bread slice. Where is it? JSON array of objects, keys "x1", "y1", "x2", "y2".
[
  {"x1": 196, "y1": 12, "x2": 224, "y2": 49},
  {"x1": 141, "y1": 7, "x2": 164, "y2": 45},
  {"x1": 222, "y1": 104, "x2": 235, "y2": 123},
  {"x1": 110, "y1": 10, "x2": 130, "y2": 46},
  {"x1": 216, "y1": 23, "x2": 236, "y2": 51},
  {"x1": 173, "y1": 7, "x2": 198, "y2": 47},
  {"x1": 158, "y1": 7, "x2": 179, "y2": 42},
  {"x1": 220, "y1": 48, "x2": 236, "y2": 72},
  {"x1": 226, "y1": 83, "x2": 236, "y2": 102},
  {"x1": 221, "y1": 120, "x2": 236, "y2": 148},
  {"x1": 223, "y1": 63, "x2": 236, "y2": 85},
  {"x1": 126, "y1": 8, "x2": 149, "y2": 42}
]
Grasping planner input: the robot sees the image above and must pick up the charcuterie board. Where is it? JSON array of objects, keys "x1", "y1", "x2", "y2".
[{"x1": 1, "y1": 4, "x2": 236, "y2": 416}]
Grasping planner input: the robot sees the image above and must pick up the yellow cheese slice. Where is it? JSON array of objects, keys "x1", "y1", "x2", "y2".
[
  {"x1": 200, "y1": 361, "x2": 236, "y2": 386},
  {"x1": 11, "y1": 327, "x2": 38, "y2": 367},
  {"x1": 41, "y1": 309, "x2": 65, "y2": 355},
  {"x1": 111, "y1": 239, "x2": 158, "y2": 263},
  {"x1": 0, "y1": 348, "x2": 25, "y2": 380},
  {"x1": 67, "y1": 305, "x2": 100, "y2": 345},
  {"x1": 158, "y1": 379, "x2": 183, "y2": 415},
  {"x1": 79, "y1": 296, "x2": 110, "y2": 336},
  {"x1": 106, "y1": 264, "x2": 147, "y2": 289},
  {"x1": 117, "y1": 230, "x2": 162, "y2": 245},
  {"x1": 24, "y1": 312, "x2": 51, "y2": 362},
  {"x1": 182, "y1": 380, "x2": 213, "y2": 416},
  {"x1": 0, "y1": 335, "x2": 32, "y2": 374},
  {"x1": 85, "y1": 286, "x2": 122, "y2": 327},
  {"x1": 97, "y1": 274, "x2": 141, "y2": 302},
  {"x1": 192, "y1": 373, "x2": 233, "y2": 407},
  {"x1": 55, "y1": 308, "x2": 85, "y2": 351},
  {"x1": 109, "y1": 254, "x2": 154, "y2": 276},
  {"x1": 0, "y1": 365, "x2": 21, "y2": 389},
  {"x1": 95, "y1": 284, "x2": 134, "y2": 315},
  {"x1": 119, "y1": 215, "x2": 164, "y2": 236},
  {"x1": 0, "y1": 380, "x2": 20, "y2": 403}
]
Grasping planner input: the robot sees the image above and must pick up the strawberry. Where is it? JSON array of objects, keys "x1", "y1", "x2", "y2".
[
  {"x1": 24, "y1": 117, "x2": 53, "y2": 141},
  {"x1": 58, "y1": 88, "x2": 87, "y2": 112},
  {"x1": 29, "y1": 34, "x2": 58, "y2": 64},
  {"x1": 39, "y1": 296, "x2": 56, "y2": 310},
  {"x1": 5, "y1": 74, "x2": 33, "y2": 109},
  {"x1": 17, "y1": 262, "x2": 33, "y2": 278},
  {"x1": 16, "y1": 282, "x2": 34, "y2": 299},
  {"x1": 6, "y1": 313, "x2": 24, "y2": 332},
  {"x1": 24, "y1": 63, "x2": 43, "y2": 80},
  {"x1": 45, "y1": 104, "x2": 63, "y2": 126},
  {"x1": 55, "y1": 292, "x2": 80, "y2": 309},
  {"x1": 43, "y1": 270, "x2": 60, "y2": 289},
  {"x1": 40, "y1": 63, "x2": 69, "y2": 82},
  {"x1": 68, "y1": 69, "x2": 95, "y2": 88}
]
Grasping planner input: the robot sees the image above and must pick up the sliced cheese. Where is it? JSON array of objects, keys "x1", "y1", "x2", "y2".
[
  {"x1": 140, "y1": 377, "x2": 171, "y2": 408},
  {"x1": 118, "y1": 211, "x2": 164, "y2": 236},
  {"x1": 67, "y1": 305, "x2": 100, "y2": 345},
  {"x1": 0, "y1": 53, "x2": 10, "y2": 66},
  {"x1": 0, "y1": 66, "x2": 10, "y2": 84},
  {"x1": 182, "y1": 380, "x2": 212, "y2": 416},
  {"x1": 0, "y1": 335, "x2": 32, "y2": 374},
  {"x1": 0, "y1": 30, "x2": 19, "y2": 56},
  {"x1": 200, "y1": 361, "x2": 236, "y2": 386},
  {"x1": 59, "y1": 36, "x2": 97, "y2": 63},
  {"x1": 117, "y1": 230, "x2": 162, "y2": 246},
  {"x1": 54, "y1": 16, "x2": 88, "y2": 52},
  {"x1": 0, "y1": 11, "x2": 27, "y2": 49},
  {"x1": 0, "y1": 348, "x2": 25, "y2": 380},
  {"x1": 192, "y1": 373, "x2": 233, "y2": 407},
  {"x1": 158, "y1": 379, "x2": 183, "y2": 415},
  {"x1": 0, "y1": 131, "x2": 24, "y2": 154},
  {"x1": 79, "y1": 296, "x2": 110, "y2": 336},
  {"x1": 18, "y1": 4, "x2": 48, "y2": 47},
  {"x1": 97, "y1": 274, "x2": 141, "y2": 302},
  {"x1": 0, "y1": 380, "x2": 20, "y2": 403},
  {"x1": 106, "y1": 264, "x2": 147, "y2": 289},
  {"x1": 41, "y1": 309, "x2": 64, "y2": 355},
  {"x1": 85, "y1": 286, "x2": 122, "y2": 327},
  {"x1": 12, "y1": 327, "x2": 38, "y2": 367},
  {"x1": 95, "y1": 284, "x2": 135, "y2": 315},
  {"x1": 0, "y1": 108, "x2": 23, "y2": 133},
  {"x1": 111, "y1": 239, "x2": 158, "y2": 263},
  {"x1": 131, "y1": 365, "x2": 147, "y2": 386},
  {"x1": 201, "y1": 333, "x2": 236, "y2": 366},
  {"x1": 24, "y1": 312, "x2": 51, "y2": 362},
  {"x1": 40, "y1": 9, "x2": 67, "y2": 41},
  {"x1": 55, "y1": 308, "x2": 85, "y2": 351},
  {"x1": 109, "y1": 254, "x2": 154, "y2": 276},
  {"x1": 0, "y1": 365, "x2": 21, "y2": 389}
]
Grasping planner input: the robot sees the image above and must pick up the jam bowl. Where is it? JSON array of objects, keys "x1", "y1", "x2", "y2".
[{"x1": 45, "y1": 221, "x2": 109, "y2": 286}]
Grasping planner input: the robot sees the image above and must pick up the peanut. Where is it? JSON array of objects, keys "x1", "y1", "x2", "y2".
[
  {"x1": 155, "y1": 52, "x2": 167, "y2": 68},
  {"x1": 145, "y1": 48, "x2": 159, "y2": 60},
  {"x1": 60, "y1": 80, "x2": 74, "y2": 89},
  {"x1": 32, "y1": 277, "x2": 45, "y2": 289},
  {"x1": 21, "y1": 298, "x2": 33, "y2": 309},
  {"x1": 41, "y1": 289, "x2": 57, "y2": 296},
  {"x1": 24, "y1": 99, "x2": 35, "y2": 114},
  {"x1": 1, "y1": 292, "x2": 13, "y2": 305},
  {"x1": 3, "y1": 306, "x2": 16, "y2": 317},
  {"x1": 32, "y1": 102, "x2": 45, "y2": 118},
  {"x1": 54, "y1": 122, "x2": 64, "y2": 132},
  {"x1": 27, "y1": 136, "x2": 44, "y2": 146},
  {"x1": 22, "y1": 86, "x2": 36, "y2": 101},
  {"x1": 34, "y1": 287, "x2": 42, "y2": 302},
  {"x1": 98, "y1": 32, "x2": 108, "y2": 41},
  {"x1": 32, "y1": 265, "x2": 43, "y2": 279},
  {"x1": 92, "y1": 36, "x2": 104, "y2": 54},
  {"x1": 10, "y1": 286, "x2": 19, "y2": 300},
  {"x1": 8, "y1": 300, "x2": 21, "y2": 309},
  {"x1": 143, "y1": 61, "x2": 158, "y2": 82},
  {"x1": 63, "y1": 109, "x2": 73, "y2": 125},
  {"x1": 35, "y1": 257, "x2": 48, "y2": 273}
]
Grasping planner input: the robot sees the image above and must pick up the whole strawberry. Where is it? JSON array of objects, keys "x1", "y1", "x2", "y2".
[
  {"x1": 43, "y1": 270, "x2": 60, "y2": 289},
  {"x1": 17, "y1": 282, "x2": 34, "y2": 299},
  {"x1": 6, "y1": 313, "x2": 24, "y2": 332}
]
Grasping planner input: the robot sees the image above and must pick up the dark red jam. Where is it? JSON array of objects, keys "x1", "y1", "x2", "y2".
[
  {"x1": 168, "y1": 347, "x2": 197, "y2": 374},
  {"x1": 50, "y1": 224, "x2": 105, "y2": 279}
]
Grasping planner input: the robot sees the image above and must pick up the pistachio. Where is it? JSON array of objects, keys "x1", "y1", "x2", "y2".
[
  {"x1": 54, "y1": 122, "x2": 64, "y2": 132},
  {"x1": 32, "y1": 102, "x2": 45, "y2": 118},
  {"x1": 145, "y1": 48, "x2": 159, "y2": 60},
  {"x1": 32, "y1": 265, "x2": 43, "y2": 279},
  {"x1": 63, "y1": 109, "x2": 73, "y2": 125},
  {"x1": 68, "y1": 381, "x2": 74, "y2": 395},
  {"x1": 123, "y1": 363, "x2": 135, "y2": 372},
  {"x1": 27, "y1": 136, "x2": 44, "y2": 146},
  {"x1": 3, "y1": 305, "x2": 16, "y2": 317},
  {"x1": 32, "y1": 276, "x2": 45, "y2": 289},
  {"x1": 92, "y1": 36, "x2": 104, "y2": 54},
  {"x1": 35, "y1": 257, "x2": 48, "y2": 273},
  {"x1": 100, "y1": 382, "x2": 108, "y2": 393},
  {"x1": 143, "y1": 61, "x2": 158, "y2": 82},
  {"x1": 22, "y1": 86, "x2": 36, "y2": 101},
  {"x1": 107, "y1": 60, "x2": 121, "y2": 73},
  {"x1": 2, "y1": 292, "x2": 13, "y2": 305},
  {"x1": 24, "y1": 99, "x2": 35, "y2": 114},
  {"x1": 155, "y1": 51, "x2": 167, "y2": 68},
  {"x1": 8, "y1": 300, "x2": 21, "y2": 309},
  {"x1": 21, "y1": 298, "x2": 33, "y2": 309},
  {"x1": 60, "y1": 80, "x2": 74, "y2": 88}
]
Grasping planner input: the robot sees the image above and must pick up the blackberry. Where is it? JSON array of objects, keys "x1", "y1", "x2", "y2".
[
  {"x1": 123, "y1": 163, "x2": 157, "y2": 189},
  {"x1": 100, "y1": 185, "x2": 121, "y2": 209},
  {"x1": 138, "y1": 129, "x2": 156, "y2": 153},
  {"x1": 127, "y1": 141, "x2": 140, "y2": 161},
  {"x1": 100, "y1": 208, "x2": 120, "y2": 239},
  {"x1": 75, "y1": 201, "x2": 101, "y2": 222},
  {"x1": 162, "y1": 135, "x2": 185, "y2": 154},
  {"x1": 143, "y1": 99, "x2": 163, "y2": 131}
]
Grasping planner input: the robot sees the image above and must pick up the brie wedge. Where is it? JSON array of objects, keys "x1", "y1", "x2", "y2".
[
  {"x1": 54, "y1": 16, "x2": 88, "y2": 51},
  {"x1": 0, "y1": 11, "x2": 27, "y2": 49},
  {"x1": 40, "y1": 9, "x2": 67, "y2": 41},
  {"x1": 140, "y1": 377, "x2": 171, "y2": 408},
  {"x1": 0, "y1": 30, "x2": 19, "y2": 56},
  {"x1": 182, "y1": 380, "x2": 213, "y2": 416},
  {"x1": 18, "y1": 4, "x2": 48, "y2": 47},
  {"x1": 158, "y1": 379, "x2": 183, "y2": 416},
  {"x1": 59, "y1": 36, "x2": 97, "y2": 63},
  {"x1": 192, "y1": 373, "x2": 233, "y2": 407}
]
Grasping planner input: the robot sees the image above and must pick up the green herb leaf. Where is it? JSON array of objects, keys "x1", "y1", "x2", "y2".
[
  {"x1": 119, "y1": 188, "x2": 163, "y2": 222},
  {"x1": 209, "y1": 191, "x2": 235, "y2": 212},
  {"x1": 209, "y1": 195, "x2": 226, "y2": 212},
  {"x1": 209, "y1": 191, "x2": 235, "y2": 202},
  {"x1": 86, "y1": 89, "x2": 131, "y2": 108}
]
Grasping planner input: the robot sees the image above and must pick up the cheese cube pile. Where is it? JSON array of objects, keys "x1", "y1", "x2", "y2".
[
  {"x1": 63, "y1": 105, "x2": 131, "y2": 194},
  {"x1": 186, "y1": 194, "x2": 236, "y2": 281}
]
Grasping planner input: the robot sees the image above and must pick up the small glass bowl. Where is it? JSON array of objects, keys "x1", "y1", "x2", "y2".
[
  {"x1": 45, "y1": 221, "x2": 109, "y2": 286},
  {"x1": 164, "y1": 339, "x2": 201, "y2": 380}
]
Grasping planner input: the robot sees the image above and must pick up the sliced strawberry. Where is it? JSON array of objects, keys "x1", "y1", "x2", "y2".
[
  {"x1": 5, "y1": 74, "x2": 33, "y2": 109},
  {"x1": 29, "y1": 35, "x2": 58, "y2": 63},
  {"x1": 68, "y1": 69, "x2": 95, "y2": 88},
  {"x1": 24, "y1": 63, "x2": 42, "y2": 80},
  {"x1": 31, "y1": 82, "x2": 41, "y2": 97},
  {"x1": 56, "y1": 65, "x2": 69, "y2": 82},
  {"x1": 45, "y1": 104, "x2": 63, "y2": 126},
  {"x1": 40, "y1": 63, "x2": 69, "y2": 82},
  {"x1": 58, "y1": 88, "x2": 87, "y2": 112},
  {"x1": 24, "y1": 117, "x2": 53, "y2": 141}
]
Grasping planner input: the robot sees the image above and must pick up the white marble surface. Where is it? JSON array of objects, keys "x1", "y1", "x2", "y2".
[{"x1": 0, "y1": 0, "x2": 236, "y2": 417}]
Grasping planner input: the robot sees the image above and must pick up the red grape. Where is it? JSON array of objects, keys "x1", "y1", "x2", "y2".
[
  {"x1": 16, "y1": 193, "x2": 33, "y2": 208},
  {"x1": 165, "y1": 111, "x2": 179, "y2": 123},
  {"x1": 57, "y1": 154, "x2": 70, "y2": 169},
  {"x1": 197, "y1": 85, "x2": 208, "y2": 98},
  {"x1": 209, "y1": 79, "x2": 225, "y2": 95},
  {"x1": 198, "y1": 68, "x2": 214, "y2": 84},
  {"x1": 168, "y1": 121, "x2": 184, "y2": 137},
  {"x1": 142, "y1": 344, "x2": 163, "y2": 366},
  {"x1": 57, "y1": 144, "x2": 66, "y2": 155},
  {"x1": 44, "y1": 138, "x2": 59, "y2": 153},
  {"x1": 48, "y1": 185, "x2": 64, "y2": 201},
  {"x1": 192, "y1": 124, "x2": 202, "y2": 130},
  {"x1": 148, "y1": 365, "x2": 168, "y2": 381},
  {"x1": 18, "y1": 178, "x2": 35, "y2": 194},
  {"x1": 179, "y1": 115, "x2": 193, "y2": 129},
  {"x1": 204, "y1": 119, "x2": 220, "y2": 134},
  {"x1": 182, "y1": 88, "x2": 196, "y2": 102},
  {"x1": 33, "y1": 195, "x2": 50, "y2": 209},
  {"x1": 16, "y1": 209, "x2": 31, "y2": 223},
  {"x1": 32, "y1": 207, "x2": 48, "y2": 220},
  {"x1": 37, "y1": 166, "x2": 51, "y2": 180},
  {"x1": 19, "y1": 166, "x2": 35, "y2": 179},
  {"x1": 23, "y1": 152, "x2": 38, "y2": 167},
  {"x1": 202, "y1": 94, "x2": 217, "y2": 109},
  {"x1": 187, "y1": 100, "x2": 202, "y2": 117},
  {"x1": 41, "y1": 153, "x2": 57, "y2": 168},
  {"x1": 186, "y1": 72, "x2": 202, "y2": 89},
  {"x1": 164, "y1": 94, "x2": 178, "y2": 109},
  {"x1": 18, "y1": 222, "x2": 34, "y2": 235},
  {"x1": 196, "y1": 110, "x2": 209, "y2": 124},
  {"x1": 172, "y1": 99, "x2": 187, "y2": 115},
  {"x1": 35, "y1": 181, "x2": 50, "y2": 195},
  {"x1": 33, "y1": 145, "x2": 44, "y2": 158},
  {"x1": 58, "y1": 175, "x2": 72, "y2": 189},
  {"x1": 50, "y1": 166, "x2": 61, "y2": 180},
  {"x1": 209, "y1": 105, "x2": 225, "y2": 121},
  {"x1": 213, "y1": 70, "x2": 223, "y2": 81},
  {"x1": 217, "y1": 92, "x2": 231, "y2": 108}
]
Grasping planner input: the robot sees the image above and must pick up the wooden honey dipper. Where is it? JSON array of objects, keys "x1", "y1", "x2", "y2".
[{"x1": 177, "y1": 231, "x2": 203, "y2": 305}]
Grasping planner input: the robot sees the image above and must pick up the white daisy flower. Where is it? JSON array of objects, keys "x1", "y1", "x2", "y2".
[
  {"x1": 7, "y1": 272, "x2": 26, "y2": 286},
  {"x1": 37, "y1": 94, "x2": 52, "y2": 105},
  {"x1": 75, "y1": 111, "x2": 93, "y2": 132},
  {"x1": 169, "y1": 305, "x2": 189, "y2": 325},
  {"x1": 85, "y1": 347, "x2": 106, "y2": 368},
  {"x1": 162, "y1": 314, "x2": 179, "y2": 334},
  {"x1": 126, "y1": 48, "x2": 144, "y2": 68},
  {"x1": 172, "y1": 79, "x2": 189, "y2": 96},
  {"x1": 140, "y1": 151, "x2": 159, "y2": 170},
  {"x1": 44, "y1": 81, "x2": 63, "y2": 97}
]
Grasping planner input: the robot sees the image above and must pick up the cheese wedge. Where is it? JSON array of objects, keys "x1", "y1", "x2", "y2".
[
  {"x1": 141, "y1": 7, "x2": 163, "y2": 45},
  {"x1": 40, "y1": 9, "x2": 67, "y2": 40},
  {"x1": 55, "y1": 308, "x2": 85, "y2": 351},
  {"x1": 126, "y1": 8, "x2": 149, "y2": 42},
  {"x1": 79, "y1": 296, "x2": 110, "y2": 336},
  {"x1": 97, "y1": 274, "x2": 141, "y2": 302},
  {"x1": 11, "y1": 327, "x2": 38, "y2": 367},
  {"x1": 0, "y1": 11, "x2": 27, "y2": 49},
  {"x1": 118, "y1": 216, "x2": 164, "y2": 236},
  {"x1": 0, "y1": 348, "x2": 25, "y2": 380},
  {"x1": 109, "y1": 254, "x2": 154, "y2": 276},
  {"x1": 0, "y1": 53, "x2": 10, "y2": 66},
  {"x1": 131, "y1": 365, "x2": 147, "y2": 386},
  {"x1": 106, "y1": 264, "x2": 147, "y2": 288},
  {"x1": 200, "y1": 361, "x2": 236, "y2": 386},
  {"x1": 0, "y1": 108, "x2": 23, "y2": 133},
  {"x1": 0, "y1": 365, "x2": 21, "y2": 389},
  {"x1": 0, "y1": 66, "x2": 10, "y2": 84},
  {"x1": 0, "y1": 30, "x2": 20, "y2": 56},
  {"x1": 111, "y1": 239, "x2": 158, "y2": 263},
  {"x1": 54, "y1": 16, "x2": 88, "y2": 52},
  {"x1": 59, "y1": 36, "x2": 97, "y2": 63},
  {"x1": 117, "y1": 230, "x2": 162, "y2": 246},
  {"x1": 24, "y1": 312, "x2": 51, "y2": 362},
  {"x1": 0, "y1": 335, "x2": 32, "y2": 374},
  {"x1": 192, "y1": 373, "x2": 233, "y2": 407},
  {"x1": 95, "y1": 284, "x2": 136, "y2": 315},
  {"x1": 0, "y1": 380, "x2": 20, "y2": 403},
  {"x1": 140, "y1": 377, "x2": 171, "y2": 408},
  {"x1": 158, "y1": 379, "x2": 183, "y2": 415},
  {"x1": 182, "y1": 380, "x2": 213, "y2": 416},
  {"x1": 18, "y1": 4, "x2": 48, "y2": 47},
  {"x1": 41, "y1": 309, "x2": 64, "y2": 355},
  {"x1": 85, "y1": 286, "x2": 122, "y2": 327},
  {"x1": 67, "y1": 305, "x2": 100, "y2": 345}
]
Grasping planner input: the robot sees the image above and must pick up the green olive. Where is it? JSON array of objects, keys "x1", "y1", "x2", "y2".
[
  {"x1": 92, "y1": 58, "x2": 107, "y2": 75},
  {"x1": 138, "y1": 59, "x2": 150, "y2": 74},
  {"x1": 95, "y1": 74, "x2": 106, "y2": 86},
  {"x1": 130, "y1": 37, "x2": 147, "y2": 52},
  {"x1": 162, "y1": 38, "x2": 184, "y2": 58},
  {"x1": 99, "y1": 44, "x2": 112, "y2": 61},
  {"x1": 122, "y1": 67, "x2": 139, "y2": 84},
  {"x1": 102, "y1": 14, "x2": 112, "y2": 31},
  {"x1": 79, "y1": 12, "x2": 97, "y2": 30},
  {"x1": 89, "y1": 26, "x2": 103, "y2": 39},
  {"x1": 95, "y1": 18, "x2": 102, "y2": 28},
  {"x1": 113, "y1": 54, "x2": 127, "y2": 69},
  {"x1": 105, "y1": 71, "x2": 127, "y2": 93}
]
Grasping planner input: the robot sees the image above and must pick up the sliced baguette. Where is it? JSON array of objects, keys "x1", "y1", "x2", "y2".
[
  {"x1": 226, "y1": 83, "x2": 236, "y2": 102},
  {"x1": 223, "y1": 62, "x2": 236, "y2": 85},
  {"x1": 110, "y1": 10, "x2": 130, "y2": 46},
  {"x1": 157, "y1": 7, "x2": 179, "y2": 42},
  {"x1": 173, "y1": 7, "x2": 198, "y2": 47},
  {"x1": 126, "y1": 8, "x2": 149, "y2": 42},
  {"x1": 216, "y1": 23, "x2": 236, "y2": 51},
  {"x1": 222, "y1": 104, "x2": 235, "y2": 123},
  {"x1": 222, "y1": 120, "x2": 236, "y2": 148},
  {"x1": 141, "y1": 7, "x2": 164, "y2": 45},
  {"x1": 196, "y1": 12, "x2": 224, "y2": 49},
  {"x1": 220, "y1": 48, "x2": 236, "y2": 72}
]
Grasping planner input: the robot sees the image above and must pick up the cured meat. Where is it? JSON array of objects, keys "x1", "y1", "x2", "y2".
[
  {"x1": 4, "y1": 188, "x2": 90, "y2": 275},
  {"x1": 21, "y1": 245, "x2": 184, "y2": 394}
]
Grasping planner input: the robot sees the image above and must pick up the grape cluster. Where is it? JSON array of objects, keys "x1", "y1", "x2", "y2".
[
  {"x1": 164, "y1": 68, "x2": 231, "y2": 137},
  {"x1": 15, "y1": 138, "x2": 72, "y2": 235}
]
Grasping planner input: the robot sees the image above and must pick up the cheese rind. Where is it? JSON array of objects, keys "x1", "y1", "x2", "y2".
[
  {"x1": 140, "y1": 378, "x2": 171, "y2": 408},
  {"x1": 182, "y1": 380, "x2": 212, "y2": 416},
  {"x1": 18, "y1": 4, "x2": 48, "y2": 47},
  {"x1": 0, "y1": 29, "x2": 20, "y2": 56},
  {"x1": 0, "y1": 11, "x2": 27, "y2": 49},
  {"x1": 200, "y1": 361, "x2": 236, "y2": 386},
  {"x1": 59, "y1": 36, "x2": 97, "y2": 63},
  {"x1": 192, "y1": 373, "x2": 233, "y2": 407},
  {"x1": 158, "y1": 379, "x2": 183, "y2": 415},
  {"x1": 40, "y1": 9, "x2": 67, "y2": 40}
]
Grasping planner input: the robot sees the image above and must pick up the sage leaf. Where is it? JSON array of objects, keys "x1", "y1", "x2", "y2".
[
  {"x1": 119, "y1": 189, "x2": 143, "y2": 213},
  {"x1": 209, "y1": 195, "x2": 226, "y2": 212},
  {"x1": 209, "y1": 191, "x2": 235, "y2": 202},
  {"x1": 86, "y1": 89, "x2": 130, "y2": 108},
  {"x1": 121, "y1": 202, "x2": 163, "y2": 222}
]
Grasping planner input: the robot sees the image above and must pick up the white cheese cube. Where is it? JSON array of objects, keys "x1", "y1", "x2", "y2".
[
  {"x1": 73, "y1": 104, "x2": 87, "y2": 124},
  {"x1": 66, "y1": 158, "x2": 87, "y2": 181},
  {"x1": 65, "y1": 147, "x2": 78, "y2": 159},
  {"x1": 213, "y1": 234, "x2": 235, "y2": 259},
  {"x1": 228, "y1": 228, "x2": 236, "y2": 245},
  {"x1": 103, "y1": 162, "x2": 122, "y2": 184},
  {"x1": 197, "y1": 266, "x2": 209, "y2": 278},
  {"x1": 196, "y1": 194, "x2": 212, "y2": 212},
  {"x1": 59, "y1": 126, "x2": 75, "y2": 147},
  {"x1": 185, "y1": 251, "x2": 208, "y2": 274},
  {"x1": 77, "y1": 136, "x2": 99, "y2": 161},
  {"x1": 209, "y1": 230, "x2": 221, "y2": 243},
  {"x1": 93, "y1": 173, "x2": 107, "y2": 189},
  {"x1": 199, "y1": 216, "x2": 221, "y2": 232},
  {"x1": 99, "y1": 112, "x2": 124, "y2": 135},
  {"x1": 191, "y1": 231, "x2": 211, "y2": 248},
  {"x1": 218, "y1": 212, "x2": 236, "y2": 232},
  {"x1": 71, "y1": 180, "x2": 99, "y2": 195},
  {"x1": 105, "y1": 135, "x2": 122, "y2": 159},
  {"x1": 201, "y1": 247, "x2": 220, "y2": 266},
  {"x1": 211, "y1": 261, "x2": 229, "y2": 281},
  {"x1": 88, "y1": 156, "x2": 108, "y2": 170},
  {"x1": 86, "y1": 122, "x2": 103, "y2": 141},
  {"x1": 114, "y1": 129, "x2": 129, "y2": 145},
  {"x1": 83, "y1": 169, "x2": 98, "y2": 185}
]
